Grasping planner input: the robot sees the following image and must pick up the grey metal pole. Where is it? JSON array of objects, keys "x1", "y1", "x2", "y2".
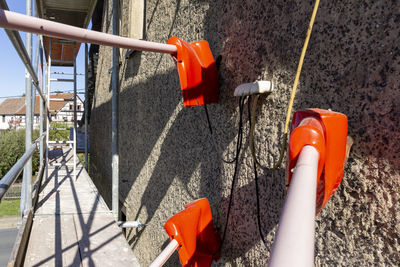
[
  {"x1": 39, "y1": 38, "x2": 44, "y2": 168},
  {"x1": 112, "y1": 0, "x2": 120, "y2": 221},
  {"x1": 22, "y1": 0, "x2": 33, "y2": 216},
  {"x1": 45, "y1": 38, "x2": 52, "y2": 180},
  {"x1": 0, "y1": 134, "x2": 45, "y2": 202},
  {"x1": 33, "y1": 36, "x2": 39, "y2": 128},
  {"x1": 73, "y1": 43, "x2": 77, "y2": 179},
  {"x1": 84, "y1": 43, "x2": 89, "y2": 170}
]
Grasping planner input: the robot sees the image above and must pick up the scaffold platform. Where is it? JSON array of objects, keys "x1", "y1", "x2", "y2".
[{"x1": 22, "y1": 148, "x2": 139, "y2": 266}]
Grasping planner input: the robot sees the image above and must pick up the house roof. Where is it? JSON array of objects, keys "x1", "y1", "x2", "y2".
[
  {"x1": 0, "y1": 98, "x2": 26, "y2": 115},
  {"x1": 0, "y1": 93, "x2": 81, "y2": 116}
]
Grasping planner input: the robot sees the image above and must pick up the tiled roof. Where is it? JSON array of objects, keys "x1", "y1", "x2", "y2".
[
  {"x1": 1, "y1": 93, "x2": 79, "y2": 115},
  {"x1": 0, "y1": 98, "x2": 25, "y2": 115}
]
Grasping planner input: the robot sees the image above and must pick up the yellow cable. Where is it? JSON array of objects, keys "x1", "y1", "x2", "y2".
[{"x1": 250, "y1": 0, "x2": 320, "y2": 171}]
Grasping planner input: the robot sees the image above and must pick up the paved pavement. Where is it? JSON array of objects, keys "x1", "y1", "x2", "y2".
[
  {"x1": 0, "y1": 216, "x2": 20, "y2": 229},
  {"x1": 0, "y1": 228, "x2": 18, "y2": 266}
]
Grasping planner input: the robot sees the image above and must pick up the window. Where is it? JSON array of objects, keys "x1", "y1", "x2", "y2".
[
  {"x1": 2, "y1": 115, "x2": 5, "y2": 123},
  {"x1": 70, "y1": 104, "x2": 73, "y2": 110},
  {"x1": 77, "y1": 105, "x2": 81, "y2": 111}
]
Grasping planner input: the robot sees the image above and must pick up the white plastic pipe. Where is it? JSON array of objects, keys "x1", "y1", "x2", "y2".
[
  {"x1": 268, "y1": 145, "x2": 319, "y2": 267},
  {"x1": 0, "y1": 9, "x2": 177, "y2": 54},
  {"x1": 149, "y1": 239, "x2": 179, "y2": 267}
]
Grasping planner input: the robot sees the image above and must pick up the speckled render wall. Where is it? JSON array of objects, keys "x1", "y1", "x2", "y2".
[{"x1": 89, "y1": 0, "x2": 399, "y2": 266}]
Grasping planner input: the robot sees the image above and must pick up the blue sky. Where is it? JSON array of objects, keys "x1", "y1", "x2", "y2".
[{"x1": 0, "y1": 1, "x2": 86, "y2": 102}]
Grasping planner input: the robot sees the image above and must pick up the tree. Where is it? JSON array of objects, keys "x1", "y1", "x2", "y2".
[
  {"x1": 0, "y1": 129, "x2": 40, "y2": 179},
  {"x1": 49, "y1": 122, "x2": 70, "y2": 141}
]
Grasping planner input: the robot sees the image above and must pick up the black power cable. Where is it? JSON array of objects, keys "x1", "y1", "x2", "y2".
[
  {"x1": 203, "y1": 100, "x2": 244, "y2": 164},
  {"x1": 204, "y1": 96, "x2": 268, "y2": 252},
  {"x1": 248, "y1": 96, "x2": 267, "y2": 245},
  {"x1": 203, "y1": 97, "x2": 246, "y2": 252}
]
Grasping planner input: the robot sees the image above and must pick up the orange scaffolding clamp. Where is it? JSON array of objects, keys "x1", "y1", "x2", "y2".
[
  {"x1": 269, "y1": 108, "x2": 348, "y2": 267},
  {"x1": 287, "y1": 108, "x2": 348, "y2": 213},
  {"x1": 150, "y1": 198, "x2": 221, "y2": 267},
  {"x1": 168, "y1": 37, "x2": 219, "y2": 107}
]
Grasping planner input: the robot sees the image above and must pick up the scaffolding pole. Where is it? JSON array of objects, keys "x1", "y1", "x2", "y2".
[
  {"x1": 33, "y1": 37, "x2": 39, "y2": 127},
  {"x1": 45, "y1": 38, "x2": 52, "y2": 180},
  {"x1": 21, "y1": 0, "x2": 33, "y2": 216},
  {"x1": 268, "y1": 145, "x2": 319, "y2": 267},
  {"x1": 73, "y1": 43, "x2": 77, "y2": 180},
  {"x1": 112, "y1": 0, "x2": 120, "y2": 221},
  {"x1": 39, "y1": 37, "x2": 44, "y2": 168},
  {"x1": 0, "y1": 8, "x2": 177, "y2": 54},
  {"x1": 85, "y1": 43, "x2": 89, "y2": 170}
]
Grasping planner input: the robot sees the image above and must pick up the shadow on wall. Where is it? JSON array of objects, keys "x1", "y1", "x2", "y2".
[
  {"x1": 90, "y1": 0, "x2": 296, "y2": 264},
  {"x1": 90, "y1": 0, "x2": 400, "y2": 265},
  {"x1": 91, "y1": 67, "x2": 284, "y2": 264}
]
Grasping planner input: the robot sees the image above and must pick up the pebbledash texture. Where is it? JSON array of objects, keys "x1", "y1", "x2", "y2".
[{"x1": 90, "y1": 0, "x2": 400, "y2": 266}]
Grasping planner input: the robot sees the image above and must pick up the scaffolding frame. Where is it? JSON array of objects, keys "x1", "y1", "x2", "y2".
[
  {"x1": 0, "y1": 1, "x2": 47, "y2": 216},
  {"x1": 45, "y1": 38, "x2": 79, "y2": 180},
  {"x1": 0, "y1": 0, "x2": 187, "y2": 263},
  {"x1": 0, "y1": 2, "x2": 88, "y2": 215},
  {"x1": 0, "y1": 0, "x2": 177, "y2": 230}
]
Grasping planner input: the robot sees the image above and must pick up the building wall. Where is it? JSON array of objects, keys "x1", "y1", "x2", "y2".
[
  {"x1": 53, "y1": 100, "x2": 84, "y2": 122},
  {"x1": 90, "y1": 0, "x2": 400, "y2": 265},
  {"x1": 0, "y1": 115, "x2": 16, "y2": 130},
  {"x1": 0, "y1": 115, "x2": 37, "y2": 130}
]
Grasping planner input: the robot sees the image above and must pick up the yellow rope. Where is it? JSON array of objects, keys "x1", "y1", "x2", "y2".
[{"x1": 250, "y1": 0, "x2": 320, "y2": 170}]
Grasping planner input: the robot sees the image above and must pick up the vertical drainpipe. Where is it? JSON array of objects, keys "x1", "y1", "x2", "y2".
[
  {"x1": 112, "y1": 0, "x2": 120, "y2": 221},
  {"x1": 85, "y1": 43, "x2": 89, "y2": 171},
  {"x1": 21, "y1": 0, "x2": 33, "y2": 216}
]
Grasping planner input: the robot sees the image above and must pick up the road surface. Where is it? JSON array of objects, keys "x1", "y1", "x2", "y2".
[{"x1": 0, "y1": 228, "x2": 18, "y2": 266}]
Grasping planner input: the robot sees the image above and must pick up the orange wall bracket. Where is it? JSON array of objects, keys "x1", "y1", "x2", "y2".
[
  {"x1": 164, "y1": 198, "x2": 221, "y2": 266},
  {"x1": 287, "y1": 109, "x2": 348, "y2": 213},
  {"x1": 168, "y1": 37, "x2": 219, "y2": 107}
]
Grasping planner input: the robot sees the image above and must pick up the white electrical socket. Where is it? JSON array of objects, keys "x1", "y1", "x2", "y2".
[{"x1": 234, "y1": 81, "x2": 274, "y2": 97}]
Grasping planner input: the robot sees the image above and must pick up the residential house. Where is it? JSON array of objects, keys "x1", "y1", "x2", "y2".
[
  {"x1": 0, "y1": 93, "x2": 83, "y2": 130},
  {"x1": 0, "y1": 97, "x2": 25, "y2": 130}
]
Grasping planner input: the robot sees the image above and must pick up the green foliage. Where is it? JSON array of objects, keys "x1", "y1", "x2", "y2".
[
  {"x1": 0, "y1": 129, "x2": 40, "y2": 179},
  {"x1": 0, "y1": 199, "x2": 20, "y2": 217},
  {"x1": 77, "y1": 153, "x2": 89, "y2": 170},
  {"x1": 49, "y1": 122, "x2": 70, "y2": 141}
]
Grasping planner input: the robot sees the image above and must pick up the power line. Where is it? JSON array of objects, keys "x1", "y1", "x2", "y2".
[
  {"x1": 0, "y1": 95, "x2": 25, "y2": 99},
  {"x1": 1, "y1": 90, "x2": 85, "y2": 99}
]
